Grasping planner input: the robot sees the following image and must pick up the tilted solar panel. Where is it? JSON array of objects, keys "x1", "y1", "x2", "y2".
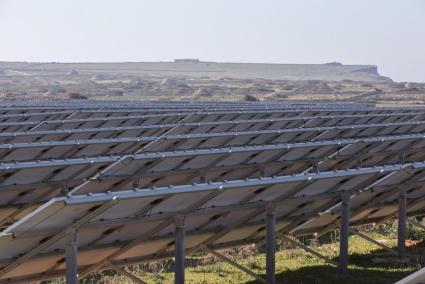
[
  {"x1": 0, "y1": 163, "x2": 422, "y2": 282},
  {"x1": 0, "y1": 100, "x2": 424, "y2": 283}
]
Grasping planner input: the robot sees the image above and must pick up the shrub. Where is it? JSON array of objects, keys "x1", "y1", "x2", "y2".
[
  {"x1": 244, "y1": 94, "x2": 259, "y2": 101},
  {"x1": 68, "y1": 92, "x2": 88, "y2": 99}
]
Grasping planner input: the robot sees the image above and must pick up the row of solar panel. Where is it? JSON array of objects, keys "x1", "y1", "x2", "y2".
[
  {"x1": 0, "y1": 106, "x2": 422, "y2": 128},
  {"x1": 0, "y1": 111, "x2": 423, "y2": 146},
  {"x1": 0, "y1": 118, "x2": 425, "y2": 162},
  {"x1": 0, "y1": 162, "x2": 423, "y2": 282},
  {"x1": 0, "y1": 100, "x2": 379, "y2": 110},
  {"x1": 0, "y1": 117, "x2": 422, "y2": 198},
  {"x1": 0, "y1": 101, "x2": 423, "y2": 282},
  {"x1": 0, "y1": 104, "x2": 390, "y2": 117},
  {"x1": 0, "y1": 129, "x2": 422, "y2": 230}
]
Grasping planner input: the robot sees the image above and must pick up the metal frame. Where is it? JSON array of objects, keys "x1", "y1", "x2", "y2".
[
  {"x1": 65, "y1": 229, "x2": 78, "y2": 284},
  {"x1": 203, "y1": 245, "x2": 267, "y2": 284},
  {"x1": 1, "y1": 101, "x2": 425, "y2": 283},
  {"x1": 1, "y1": 127, "x2": 425, "y2": 163},
  {"x1": 0, "y1": 198, "x2": 119, "y2": 278},
  {"x1": 349, "y1": 229, "x2": 397, "y2": 256},
  {"x1": 280, "y1": 235, "x2": 337, "y2": 266},
  {"x1": 0, "y1": 163, "x2": 424, "y2": 282},
  {"x1": 339, "y1": 193, "x2": 350, "y2": 274},
  {"x1": 398, "y1": 189, "x2": 407, "y2": 257},
  {"x1": 174, "y1": 215, "x2": 185, "y2": 284},
  {"x1": 266, "y1": 204, "x2": 276, "y2": 284},
  {"x1": 1, "y1": 110, "x2": 424, "y2": 144}
]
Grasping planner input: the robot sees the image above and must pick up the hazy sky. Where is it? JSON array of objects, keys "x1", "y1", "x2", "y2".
[{"x1": 0, "y1": 0, "x2": 424, "y2": 82}]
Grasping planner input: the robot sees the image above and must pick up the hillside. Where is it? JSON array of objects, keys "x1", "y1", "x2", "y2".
[
  {"x1": 0, "y1": 61, "x2": 390, "y2": 82},
  {"x1": 3, "y1": 60, "x2": 424, "y2": 104}
]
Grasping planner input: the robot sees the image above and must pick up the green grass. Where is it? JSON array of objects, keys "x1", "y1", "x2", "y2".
[{"x1": 74, "y1": 232, "x2": 423, "y2": 284}]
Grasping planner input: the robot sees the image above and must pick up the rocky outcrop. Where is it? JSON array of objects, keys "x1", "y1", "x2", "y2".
[{"x1": 0, "y1": 61, "x2": 393, "y2": 82}]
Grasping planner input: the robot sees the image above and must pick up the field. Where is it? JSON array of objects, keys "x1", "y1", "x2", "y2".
[
  {"x1": 1, "y1": 61, "x2": 424, "y2": 105},
  {"x1": 3, "y1": 60, "x2": 425, "y2": 105},
  {"x1": 2, "y1": 63, "x2": 425, "y2": 283}
]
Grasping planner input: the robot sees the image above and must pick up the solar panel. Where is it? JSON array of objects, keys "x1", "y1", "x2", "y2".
[
  {"x1": 0, "y1": 163, "x2": 421, "y2": 282},
  {"x1": 0, "y1": 131, "x2": 423, "y2": 234},
  {"x1": 1, "y1": 118, "x2": 425, "y2": 163},
  {"x1": 291, "y1": 169, "x2": 425, "y2": 235},
  {"x1": 0, "y1": 100, "x2": 424, "y2": 283},
  {"x1": 0, "y1": 107, "x2": 424, "y2": 131},
  {"x1": 0, "y1": 112, "x2": 421, "y2": 149}
]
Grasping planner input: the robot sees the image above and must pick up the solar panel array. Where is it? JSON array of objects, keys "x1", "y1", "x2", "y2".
[{"x1": 0, "y1": 100, "x2": 424, "y2": 283}]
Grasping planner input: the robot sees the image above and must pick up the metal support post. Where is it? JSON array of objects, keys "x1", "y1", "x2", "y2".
[
  {"x1": 398, "y1": 189, "x2": 406, "y2": 258},
  {"x1": 175, "y1": 215, "x2": 185, "y2": 284},
  {"x1": 339, "y1": 194, "x2": 350, "y2": 274},
  {"x1": 266, "y1": 204, "x2": 276, "y2": 284},
  {"x1": 66, "y1": 229, "x2": 78, "y2": 284}
]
